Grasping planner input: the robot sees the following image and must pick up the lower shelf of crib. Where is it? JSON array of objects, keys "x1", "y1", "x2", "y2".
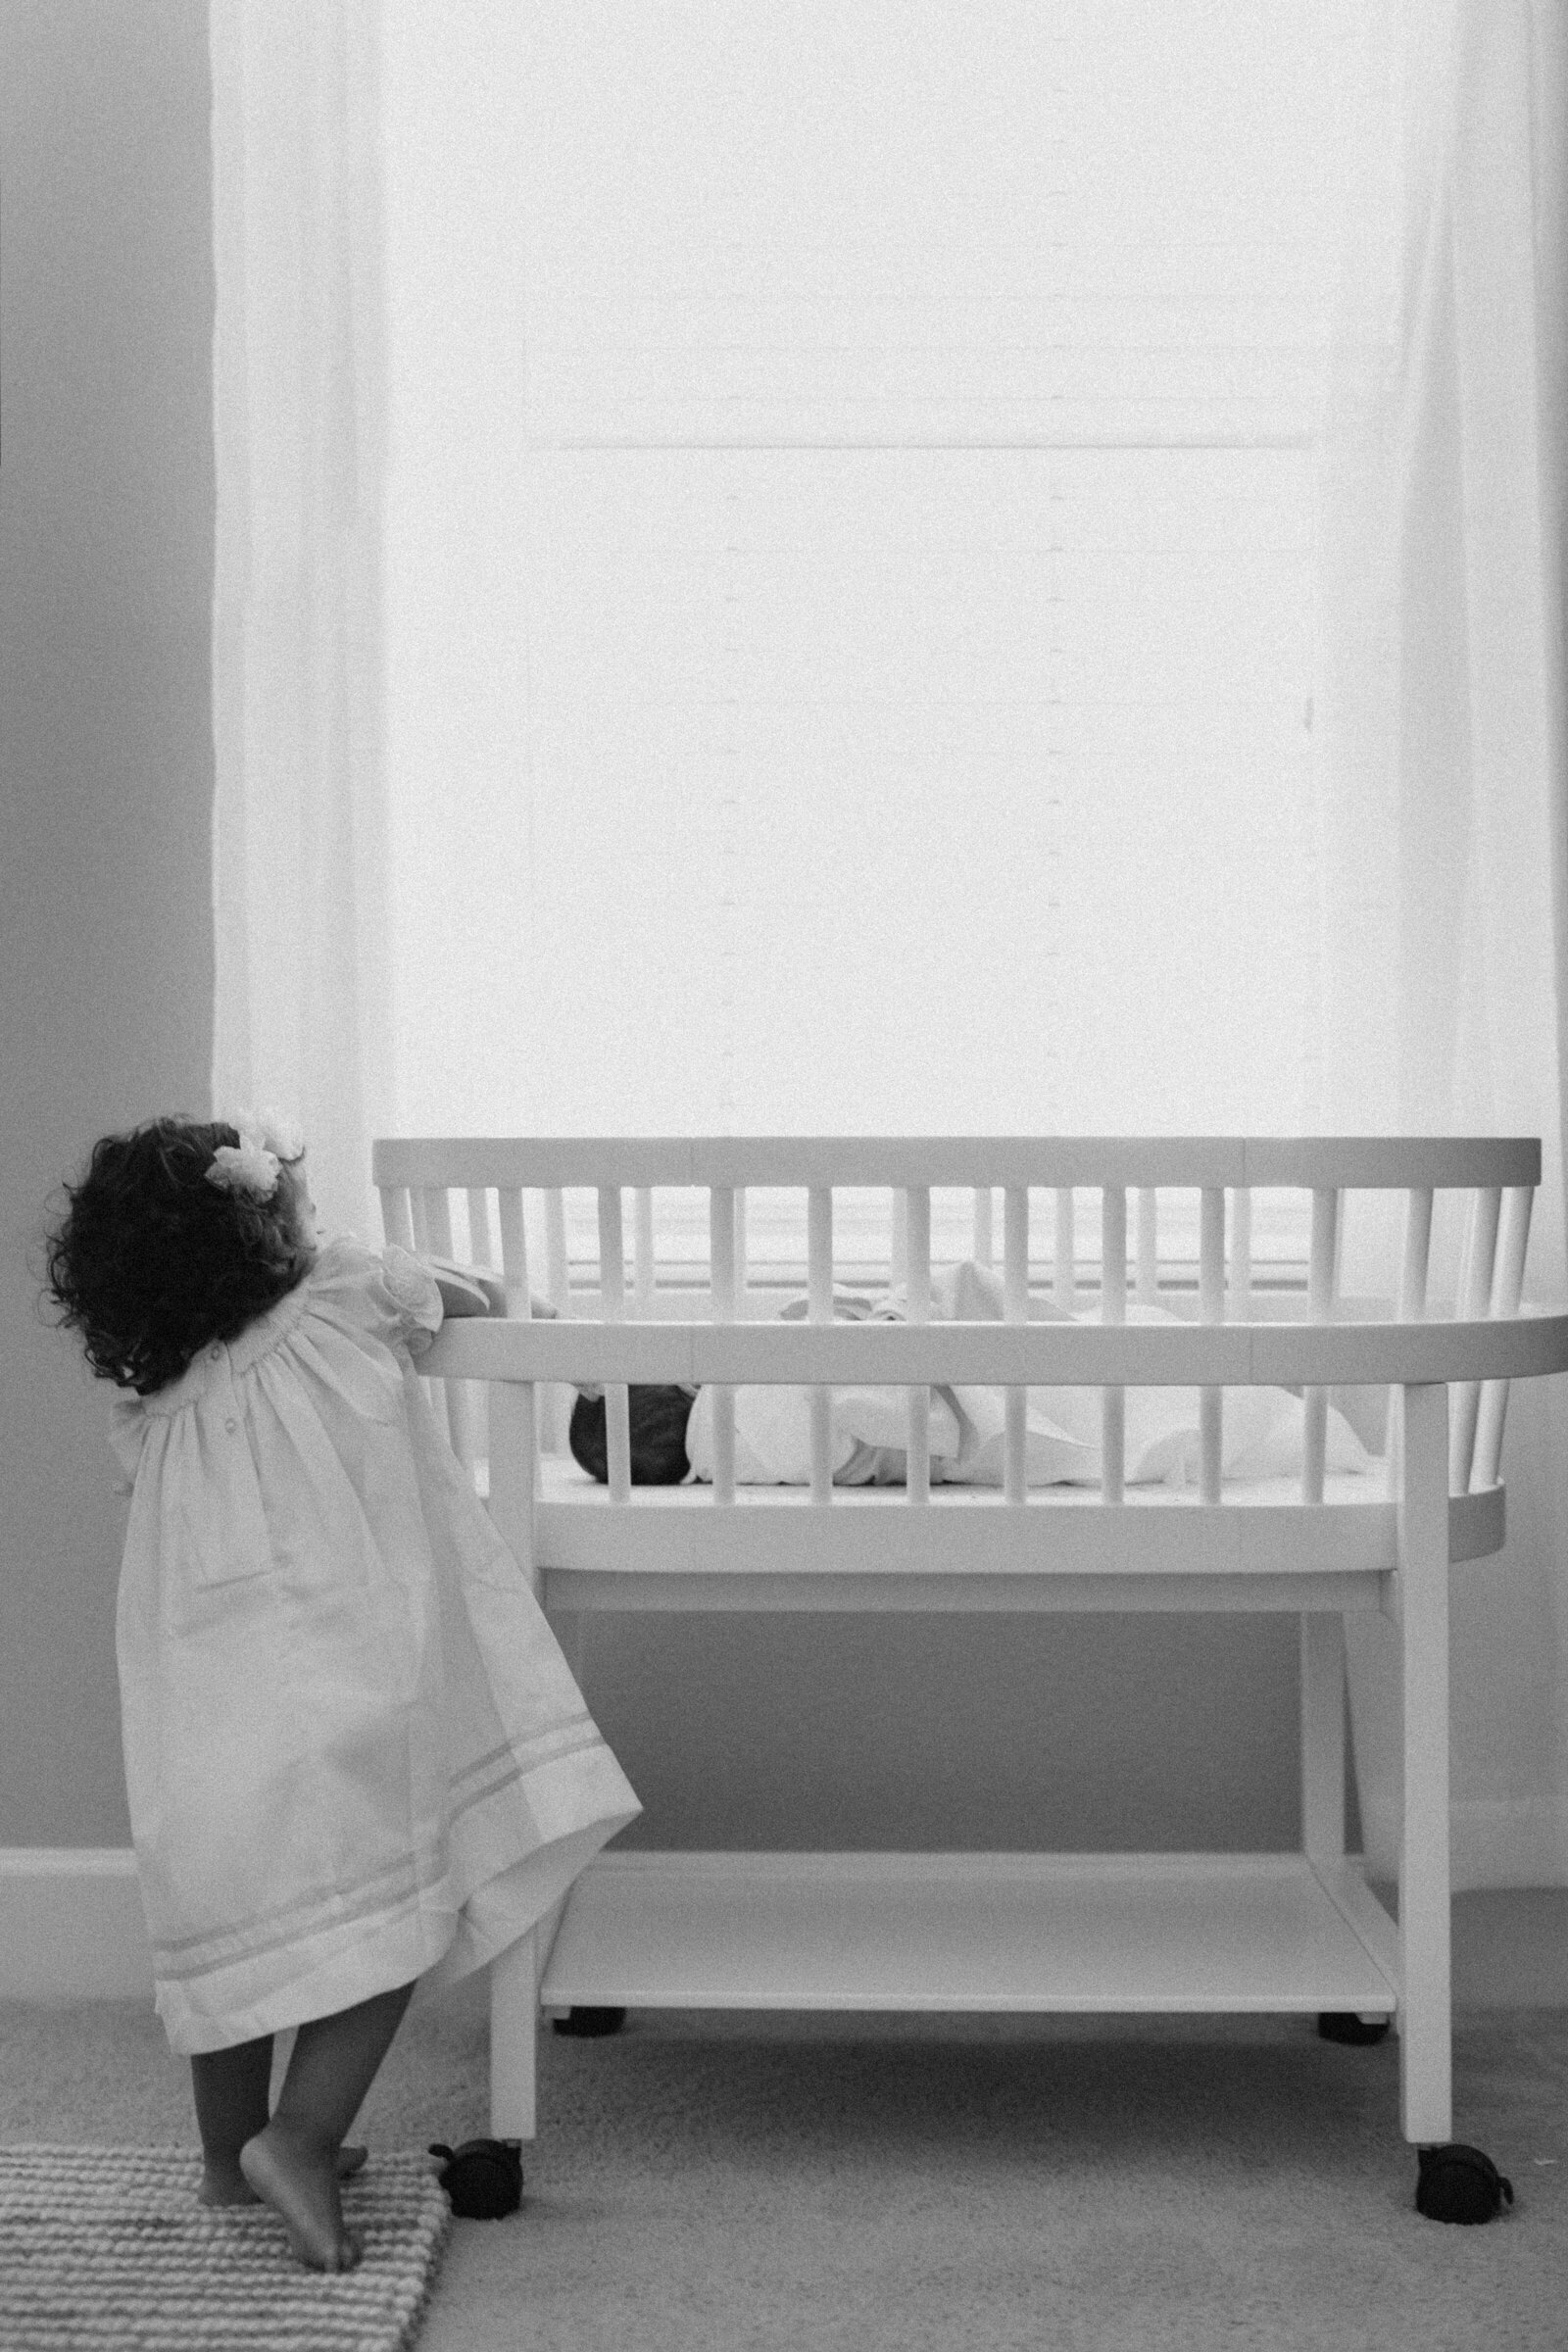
[{"x1": 537, "y1": 1849, "x2": 1399, "y2": 2016}]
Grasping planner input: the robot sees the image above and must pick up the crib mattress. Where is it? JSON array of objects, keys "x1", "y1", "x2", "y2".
[{"x1": 526, "y1": 1454, "x2": 1505, "y2": 1611}]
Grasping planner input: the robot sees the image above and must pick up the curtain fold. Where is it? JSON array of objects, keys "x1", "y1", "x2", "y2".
[
  {"x1": 210, "y1": 0, "x2": 392, "y2": 1242},
  {"x1": 1313, "y1": 0, "x2": 1568, "y2": 1886}
]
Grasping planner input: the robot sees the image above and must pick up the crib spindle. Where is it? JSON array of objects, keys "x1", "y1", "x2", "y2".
[
  {"x1": 545, "y1": 1190, "x2": 568, "y2": 1306},
  {"x1": 905, "y1": 1187, "x2": 932, "y2": 1505},
  {"x1": 1101, "y1": 1185, "x2": 1127, "y2": 1505},
  {"x1": 1136, "y1": 1187, "x2": 1158, "y2": 1307},
  {"x1": 1450, "y1": 1186, "x2": 1502, "y2": 1496},
  {"x1": 410, "y1": 1188, "x2": 430, "y2": 1254},
  {"x1": 1302, "y1": 1187, "x2": 1338, "y2": 1505},
  {"x1": 808, "y1": 1187, "x2": 833, "y2": 1505},
  {"x1": 497, "y1": 1193, "x2": 529, "y2": 1320},
  {"x1": 1388, "y1": 1188, "x2": 1434, "y2": 1495},
  {"x1": 1229, "y1": 1187, "x2": 1252, "y2": 1319},
  {"x1": 597, "y1": 1185, "x2": 620, "y2": 1317},
  {"x1": 597, "y1": 1186, "x2": 630, "y2": 1503},
  {"x1": 890, "y1": 1188, "x2": 908, "y2": 1291},
  {"x1": 733, "y1": 1188, "x2": 749, "y2": 1309},
  {"x1": 634, "y1": 1188, "x2": 656, "y2": 1311},
  {"x1": 709, "y1": 1187, "x2": 737, "y2": 1506},
  {"x1": 1472, "y1": 1185, "x2": 1533, "y2": 1491},
  {"x1": 1386, "y1": 1186, "x2": 1434, "y2": 1498},
  {"x1": 1400, "y1": 1187, "x2": 1435, "y2": 1321},
  {"x1": 1199, "y1": 1187, "x2": 1225, "y2": 1503},
  {"x1": 498, "y1": 1190, "x2": 528, "y2": 1313},
  {"x1": 1333, "y1": 1189, "x2": 1347, "y2": 1298},
  {"x1": 808, "y1": 1188, "x2": 833, "y2": 1317},
  {"x1": 1054, "y1": 1189, "x2": 1075, "y2": 1312},
  {"x1": 1003, "y1": 1186, "x2": 1029, "y2": 1504}
]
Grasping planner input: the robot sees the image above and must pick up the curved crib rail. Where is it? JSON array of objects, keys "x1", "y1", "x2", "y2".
[{"x1": 373, "y1": 1134, "x2": 1554, "y2": 1508}]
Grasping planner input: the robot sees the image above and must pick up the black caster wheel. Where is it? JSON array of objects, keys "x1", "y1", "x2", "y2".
[
  {"x1": 1317, "y1": 2011, "x2": 1391, "y2": 2045},
  {"x1": 427, "y1": 2136, "x2": 524, "y2": 2220},
  {"x1": 552, "y1": 2005, "x2": 628, "y2": 2037},
  {"x1": 1415, "y1": 2142, "x2": 1514, "y2": 2225}
]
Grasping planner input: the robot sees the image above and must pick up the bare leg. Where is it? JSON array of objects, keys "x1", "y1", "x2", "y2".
[
  {"x1": 190, "y1": 2035, "x2": 368, "y2": 2207},
  {"x1": 239, "y1": 1980, "x2": 416, "y2": 2271},
  {"x1": 191, "y1": 2034, "x2": 271, "y2": 2206}
]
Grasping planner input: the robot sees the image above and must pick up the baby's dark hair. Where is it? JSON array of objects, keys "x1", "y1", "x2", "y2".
[
  {"x1": 44, "y1": 1116, "x2": 314, "y2": 1395},
  {"x1": 569, "y1": 1386, "x2": 694, "y2": 1486}
]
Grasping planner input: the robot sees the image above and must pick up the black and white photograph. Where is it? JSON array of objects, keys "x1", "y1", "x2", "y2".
[{"x1": 2, "y1": 3, "x2": 1567, "y2": 2343}]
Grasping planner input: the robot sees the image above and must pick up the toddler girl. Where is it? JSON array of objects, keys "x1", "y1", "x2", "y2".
[{"x1": 44, "y1": 1112, "x2": 640, "y2": 2272}]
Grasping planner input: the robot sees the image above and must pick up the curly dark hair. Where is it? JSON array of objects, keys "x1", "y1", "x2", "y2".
[
  {"x1": 43, "y1": 1116, "x2": 315, "y2": 1395},
  {"x1": 569, "y1": 1385, "x2": 694, "y2": 1485}
]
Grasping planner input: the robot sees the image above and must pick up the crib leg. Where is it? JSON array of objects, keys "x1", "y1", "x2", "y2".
[
  {"x1": 1305, "y1": 1612, "x2": 1392, "y2": 2044},
  {"x1": 1396, "y1": 1382, "x2": 1452, "y2": 2147},
  {"x1": 1300, "y1": 1611, "x2": 1347, "y2": 1867},
  {"x1": 489, "y1": 1928, "x2": 540, "y2": 2140}
]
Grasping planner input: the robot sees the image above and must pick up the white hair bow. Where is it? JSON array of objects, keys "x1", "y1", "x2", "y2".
[{"x1": 205, "y1": 1107, "x2": 305, "y2": 1201}]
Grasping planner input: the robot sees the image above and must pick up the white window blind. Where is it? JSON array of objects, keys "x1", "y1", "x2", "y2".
[{"x1": 380, "y1": 0, "x2": 1387, "y2": 1140}]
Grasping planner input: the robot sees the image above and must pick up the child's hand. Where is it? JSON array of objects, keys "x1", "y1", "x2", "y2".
[
  {"x1": 429, "y1": 1261, "x2": 493, "y2": 1318},
  {"x1": 425, "y1": 1256, "x2": 557, "y2": 1319},
  {"x1": 488, "y1": 1282, "x2": 558, "y2": 1319}
]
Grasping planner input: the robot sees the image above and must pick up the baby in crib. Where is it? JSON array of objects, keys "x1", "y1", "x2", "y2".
[
  {"x1": 567, "y1": 1290, "x2": 872, "y2": 1484},
  {"x1": 568, "y1": 1259, "x2": 1372, "y2": 1490},
  {"x1": 569, "y1": 1381, "x2": 700, "y2": 1483}
]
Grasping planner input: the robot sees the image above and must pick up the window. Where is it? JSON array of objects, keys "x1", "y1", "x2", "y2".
[{"x1": 379, "y1": 1, "x2": 1387, "y2": 1141}]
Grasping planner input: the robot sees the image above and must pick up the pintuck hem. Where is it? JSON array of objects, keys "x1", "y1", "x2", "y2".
[
  {"x1": 152, "y1": 1805, "x2": 640, "y2": 2055},
  {"x1": 156, "y1": 1905, "x2": 458, "y2": 2056}
]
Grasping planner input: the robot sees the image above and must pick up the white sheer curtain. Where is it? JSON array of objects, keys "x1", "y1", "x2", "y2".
[
  {"x1": 1313, "y1": 0, "x2": 1568, "y2": 1885},
  {"x1": 210, "y1": 0, "x2": 1568, "y2": 1882},
  {"x1": 210, "y1": 0, "x2": 393, "y2": 1242}
]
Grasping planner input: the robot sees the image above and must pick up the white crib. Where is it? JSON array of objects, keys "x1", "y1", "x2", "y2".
[{"x1": 373, "y1": 1135, "x2": 1568, "y2": 2201}]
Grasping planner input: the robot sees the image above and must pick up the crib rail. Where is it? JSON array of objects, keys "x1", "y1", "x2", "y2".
[
  {"x1": 425, "y1": 1311, "x2": 1568, "y2": 1399},
  {"x1": 373, "y1": 1136, "x2": 1542, "y2": 1194},
  {"x1": 374, "y1": 1134, "x2": 1552, "y2": 1510}
]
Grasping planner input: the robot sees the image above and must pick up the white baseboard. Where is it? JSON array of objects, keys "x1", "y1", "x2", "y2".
[{"x1": 0, "y1": 1849, "x2": 153, "y2": 2001}]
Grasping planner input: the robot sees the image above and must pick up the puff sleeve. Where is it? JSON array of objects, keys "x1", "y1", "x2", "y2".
[
  {"x1": 376, "y1": 1244, "x2": 446, "y2": 1357},
  {"x1": 304, "y1": 1235, "x2": 446, "y2": 1360}
]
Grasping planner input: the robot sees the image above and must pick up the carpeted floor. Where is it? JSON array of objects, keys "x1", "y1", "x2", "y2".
[{"x1": 5, "y1": 1893, "x2": 1568, "y2": 2352}]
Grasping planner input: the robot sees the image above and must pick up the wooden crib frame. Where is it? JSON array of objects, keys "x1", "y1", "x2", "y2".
[{"x1": 373, "y1": 1135, "x2": 1568, "y2": 2195}]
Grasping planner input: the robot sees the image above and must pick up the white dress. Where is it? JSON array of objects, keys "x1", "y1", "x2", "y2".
[{"x1": 109, "y1": 1237, "x2": 640, "y2": 2055}]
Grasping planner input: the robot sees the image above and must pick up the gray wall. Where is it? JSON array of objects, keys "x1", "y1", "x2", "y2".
[
  {"x1": 1, "y1": 0, "x2": 216, "y2": 1843},
  {"x1": 0, "y1": 0, "x2": 1311, "y2": 1862}
]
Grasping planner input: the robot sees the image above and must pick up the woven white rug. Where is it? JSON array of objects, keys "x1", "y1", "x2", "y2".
[{"x1": 0, "y1": 2145, "x2": 452, "y2": 2350}]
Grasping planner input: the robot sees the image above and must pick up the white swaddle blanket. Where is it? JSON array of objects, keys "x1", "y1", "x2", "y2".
[{"x1": 683, "y1": 1259, "x2": 1371, "y2": 1489}]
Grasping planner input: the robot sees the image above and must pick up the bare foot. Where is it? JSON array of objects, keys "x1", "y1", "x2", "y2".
[
  {"x1": 200, "y1": 2156, "x2": 261, "y2": 2208},
  {"x1": 200, "y1": 2143, "x2": 366, "y2": 2209},
  {"x1": 239, "y1": 2122, "x2": 361, "y2": 2271}
]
